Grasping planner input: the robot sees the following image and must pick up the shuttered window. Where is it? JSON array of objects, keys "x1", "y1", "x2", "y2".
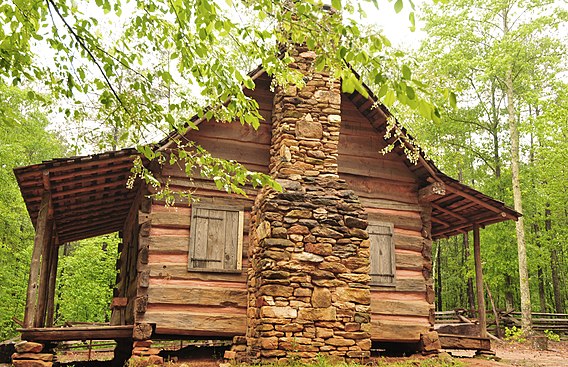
[
  {"x1": 369, "y1": 222, "x2": 396, "y2": 286},
  {"x1": 188, "y1": 204, "x2": 244, "y2": 272}
]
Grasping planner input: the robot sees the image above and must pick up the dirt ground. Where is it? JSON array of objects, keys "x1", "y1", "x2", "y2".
[
  {"x1": 458, "y1": 340, "x2": 568, "y2": 367},
  {"x1": 7, "y1": 340, "x2": 564, "y2": 367}
]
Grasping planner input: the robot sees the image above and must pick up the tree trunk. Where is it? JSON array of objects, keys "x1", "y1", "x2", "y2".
[
  {"x1": 546, "y1": 207, "x2": 564, "y2": 313},
  {"x1": 505, "y1": 64, "x2": 532, "y2": 333}
]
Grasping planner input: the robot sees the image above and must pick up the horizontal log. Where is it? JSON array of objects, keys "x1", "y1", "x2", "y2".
[
  {"x1": 148, "y1": 264, "x2": 247, "y2": 282},
  {"x1": 438, "y1": 334, "x2": 491, "y2": 351},
  {"x1": 393, "y1": 233, "x2": 425, "y2": 252},
  {"x1": 368, "y1": 212, "x2": 423, "y2": 233},
  {"x1": 338, "y1": 155, "x2": 416, "y2": 183},
  {"x1": 190, "y1": 118, "x2": 272, "y2": 144},
  {"x1": 370, "y1": 319, "x2": 430, "y2": 342},
  {"x1": 371, "y1": 277, "x2": 426, "y2": 293},
  {"x1": 395, "y1": 250, "x2": 425, "y2": 271},
  {"x1": 147, "y1": 285, "x2": 247, "y2": 308},
  {"x1": 146, "y1": 237, "x2": 189, "y2": 253},
  {"x1": 19, "y1": 325, "x2": 134, "y2": 342},
  {"x1": 371, "y1": 298, "x2": 431, "y2": 317},
  {"x1": 361, "y1": 197, "x2": 422, "y2": 212},
  {"x1": 340, "y1": 174, "x2": 419, "y2": 204},
  {"x1": 141, "y1": 311, "x2": 246, "y2": 337}
]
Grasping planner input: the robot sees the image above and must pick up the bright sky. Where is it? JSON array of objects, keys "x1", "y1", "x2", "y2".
[{"x1": 360, "y1": 0, "x2": 426, "y2": 49}]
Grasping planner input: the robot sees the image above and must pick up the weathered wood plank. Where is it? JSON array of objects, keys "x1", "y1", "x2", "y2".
[
  {"x1": 147, "y1": 286, "x2": 247, "y2": 307},
  {"x1": 395, "y1": 250, "x2": 425, "y2": 271},
  {"x1": 438, "y1": 334, "x2": 491, "y2": 351},
  {"x1": 148, "y1": 264, "x2": 247, "y2": 282},
  {"x1": 142, "y1": 311, "x2": 246, "y2": 337},
  {"x1": 19, "y1": 325, "x2": 134, "y2": 342},
  {"x1": 370, "y1": 319, "x2": 430, "y2": 342},
  {"x1": 340, "y1": 174, "x2": 419, "y2": 204},
  {"x1": 338, "y1": 156, "x2": 416, "y2": 183},
  {"x1": 371, "y1": 298, "x2": 431, "y2": 317}
]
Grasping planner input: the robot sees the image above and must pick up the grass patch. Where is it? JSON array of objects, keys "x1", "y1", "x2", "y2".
[{"x1": 233, "y1": 354, "x2": 464, "y2": 367}]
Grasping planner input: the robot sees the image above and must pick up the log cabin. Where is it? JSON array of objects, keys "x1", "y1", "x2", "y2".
[{"x1": 13, "y1": 48, "x2": 520, "y2": 364}]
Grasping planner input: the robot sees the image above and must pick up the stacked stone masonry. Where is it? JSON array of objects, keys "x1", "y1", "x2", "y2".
[
  {"x1": 243, "y1": 47, "x2": 372, "y2": 363},
  {"x1": 11, "y1": 341, "x2": 53, "y2": 367}
]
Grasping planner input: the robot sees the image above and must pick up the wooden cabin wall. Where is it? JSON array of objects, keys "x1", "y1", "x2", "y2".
[
  {"x1": 111, "y1": 188, "x2": 144, "y2": 326},
  {"x1": 338, "y1": 95, "x2": 434, "y2": 343},
  {"x1": 136, "y1": 75, "x2": 274, "y2": 337}
]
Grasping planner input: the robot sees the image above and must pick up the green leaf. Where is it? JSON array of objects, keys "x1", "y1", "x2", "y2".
[
  {"x1": 394, "y1": 0, "x2": 403, "y2": 14},
  {"x1": 331, "y1": 0, "x2": 342, "y2": 11},
  {"x1": 449, "y1": 92, "x2": 457, "y2": 108},
  {"x1": 402, "y1": 64, "x2": 412, "y2": 80}
]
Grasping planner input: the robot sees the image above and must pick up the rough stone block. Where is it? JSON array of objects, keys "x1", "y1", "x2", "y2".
[
  {"x1": 14, "y1": 342, "x2": 43, "y2": 354},
  {"x1": 260, "y1": 306, "x2": 297, "y2": 319},
  {"x1": 326, "y1": 337, "x2": 355, "y2": 347},
  {"x1": 298, "y1": 307, "x2": 336, "y2": 321},
  {"x1": 312, "y1": 287, "x2": 332, "y2": 308},
  {"x1": 11, "y1": 353, "x2": 53, "y2": 361},
  {"x1": 12, "y1": 360, "x2": 52, "y2": 367}
]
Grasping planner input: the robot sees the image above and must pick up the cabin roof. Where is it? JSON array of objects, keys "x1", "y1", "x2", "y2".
[
  {"x1": 13, "y1": 148, "x2": 139, "y2": 244},
  {"x1": 13, "y1": 69, "x2": 519, "y2": 244}
]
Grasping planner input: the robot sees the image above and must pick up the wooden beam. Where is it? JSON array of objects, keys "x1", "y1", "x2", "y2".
[
  {"x1": 45, "y1": 243, "x2": 59, "y2": 327},
  {"x1": 431, "y1": 217, "x2": 450, "y2": 228},
  {"x1": 438, "y1": 334, "x2": 491, "y2": 351},
  {"x1": 419, "y1": 182, "x2": 446, "y2": 202},
  {"x1": 432, "y1": 203, "x2": 469, "y2": 223},
  {"x1": 24, "y1": 191, "x2": 52, "y2": 328},
  {"x1": 444, "y1": 184, "x2": 516, "y2": 220},
  {"x1": 473, "y1": 224, "x2": 487, "y2": 338},
  {"x1": 34, "y1": 229, "x2": 54, "y2": 328},
  {"x1": 19, "y1": 325, "x2": 134, "y2": 342}
]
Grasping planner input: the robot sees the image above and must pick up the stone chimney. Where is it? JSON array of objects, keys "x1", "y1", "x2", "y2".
[{"x1": 244, "y1": 47, "x2": 371, "y2": 362}]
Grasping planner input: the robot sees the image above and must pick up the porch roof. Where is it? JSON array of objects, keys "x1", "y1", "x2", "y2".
[{"x1": 13, "y1": 148, "x2": 138, "y2": 244}]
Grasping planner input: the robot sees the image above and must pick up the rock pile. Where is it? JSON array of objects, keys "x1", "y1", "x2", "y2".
[{"x1": 11, "y1": 341, "x2": 53, "y2": 367}]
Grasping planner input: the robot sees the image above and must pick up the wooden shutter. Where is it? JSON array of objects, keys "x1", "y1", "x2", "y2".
[
  {"x1": 188, "y1": 205, "x2": 243, "y2": 272},
  {"x1": 368, "y1": 222, "x2": 395, "y2": 286}
]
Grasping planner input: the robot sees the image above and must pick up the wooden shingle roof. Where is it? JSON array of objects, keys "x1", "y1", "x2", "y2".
[{"x1": 13, "y1": 149, "x2": 139, "y2": 244}]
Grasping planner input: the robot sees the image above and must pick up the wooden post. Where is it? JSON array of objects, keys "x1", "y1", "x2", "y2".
[
  {"x1": 35, "y1": 229, "x2": 55, "y2": 327},
  {"x1": 473, "y1": 224, "x2": 487, "y2": 338},
  {"x1": 45, "y1": 241, "x2": 60, "y2": 327},
  {"x1": 24, "y1": 191, "x2": 52, "y2": 328}
]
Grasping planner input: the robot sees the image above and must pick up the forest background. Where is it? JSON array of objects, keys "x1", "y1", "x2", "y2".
[{"x1": 0, "y1": 0, "x2": 567, "y2": 340}]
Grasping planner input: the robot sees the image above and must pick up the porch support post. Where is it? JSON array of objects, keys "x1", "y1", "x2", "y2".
[
  {"x1": 45, "y1": 241, "x2": 60, "y2": 327},
  {"x1": 34, "y1": 228, "x2": 54, "y2": 327},
  {"x1": 24, "y1": 190, "x2": 52, "y2": 328},
  {"x1": 473, "y1": 224, "x2": 487, "y2": 338}
]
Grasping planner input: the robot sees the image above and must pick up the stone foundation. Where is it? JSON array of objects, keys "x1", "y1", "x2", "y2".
[
  {"x1": 242, "y1": 46, "x2": 371, "y2": 363},
  {"x1": 12, "y1": 341, "x2": 54, "y2": 367}
]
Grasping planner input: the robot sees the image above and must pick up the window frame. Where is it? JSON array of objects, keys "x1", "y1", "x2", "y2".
[{"x1": 187, "y1": 203, "x2": 244, "y2": 273}]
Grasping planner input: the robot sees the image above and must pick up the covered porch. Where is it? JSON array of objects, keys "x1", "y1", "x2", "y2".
[{"x1": 13, "y1": 148, "x2": 140, "y2": 340}]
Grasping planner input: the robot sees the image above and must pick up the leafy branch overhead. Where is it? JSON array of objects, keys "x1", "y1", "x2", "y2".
[{"x1": 1, "y1": 0, "x2": 451, "y2": 199}]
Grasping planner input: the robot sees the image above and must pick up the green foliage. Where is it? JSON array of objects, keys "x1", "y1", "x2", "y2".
[
  {"x1": 56, "y1": 235, "x2": 119, "y2": 323},
  {"x1": 413, "y1": 0, "x2": 568, "y2": 316},
  {"x1": 543, "y1": 330, "x2": 560, "y2": 342},
  {"x1": 504, "y1": 326, "x2": 527, "y2": 343},
  {"x1": 0, "y1": 82, "x2": 65, "y2": 340},
  {"x1": 0, "y1": 0, "x2": 444, "y2": 203}
]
